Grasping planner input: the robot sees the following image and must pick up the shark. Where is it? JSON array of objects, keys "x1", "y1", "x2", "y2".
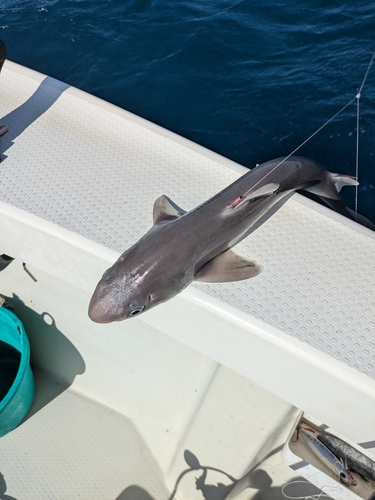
[{"x1": 88, "y1": 156, "x2": 359, "y2": 322}]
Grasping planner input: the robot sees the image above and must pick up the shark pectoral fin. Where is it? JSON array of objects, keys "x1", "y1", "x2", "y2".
[
  {"x1": 153, "y1": 195, "x2": 186, "y2": 224},
  {"x1": 194, "y1": 250, "x2": 263, "y2": 283}
]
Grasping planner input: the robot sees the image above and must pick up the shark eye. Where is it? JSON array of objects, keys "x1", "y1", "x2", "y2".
[{"x1": 128, "y1": 306, "x2": 145, "y2": 317}]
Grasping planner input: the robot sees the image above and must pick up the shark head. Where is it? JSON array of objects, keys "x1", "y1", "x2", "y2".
[
  {"x1": 88, "y1": 264, "x2": 151, "y2": 323},
  {"x1": 88, "y1": 194, "x2": 264, "y2": 323},
  {"x1": 88, "y1": 222, "x2": 193, "y2": 323}
]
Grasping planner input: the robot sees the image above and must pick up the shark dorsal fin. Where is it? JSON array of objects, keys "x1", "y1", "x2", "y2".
[{"x1": 153, "y1": 195, "x2": 186, "y2": 224}]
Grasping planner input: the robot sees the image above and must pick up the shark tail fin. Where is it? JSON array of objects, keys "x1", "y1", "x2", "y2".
[
  {"x1": 304, "y1": 172, "x2": 357, "y2": 203},
  {"x1": 332, "y1": 174, "x2": 375, "y2": 228},
  {"x1": 303, "y1": 171, "x2": 355, "y2": 219},
  {"x1": 304, "y1": 172, "x2": 375, "y2": 230}
]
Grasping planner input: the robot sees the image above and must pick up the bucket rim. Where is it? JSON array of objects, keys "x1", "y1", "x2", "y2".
[{"x1": 0, "y1": 307, "x2": 31, "y2": 412}]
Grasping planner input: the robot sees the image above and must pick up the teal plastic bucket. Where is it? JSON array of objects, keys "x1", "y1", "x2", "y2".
[{"x1": 0, "y1": 307, "x2": 35, "y2": 437}]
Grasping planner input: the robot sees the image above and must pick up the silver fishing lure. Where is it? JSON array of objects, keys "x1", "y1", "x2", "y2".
[
  {"x1": 299, "y1": 427, "x2": 356, "y2": 487},
  {"x1": 318, "y1": 433, "x2": 375, "y2": 483}
]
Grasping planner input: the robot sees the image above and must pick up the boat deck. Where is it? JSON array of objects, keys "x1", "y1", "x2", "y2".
[
  {"x1": 1, "y1": 62, "x2": 374, "y2": 374},
  {"x1": 0, "y1": 369, "x2": 170, "y2": 499},
  {"x1": 2, "y1": 369, "x2": 333, "y2": 500},
  {"x1": 0, "y1": 61, "x2": 374, "y2": 499}
]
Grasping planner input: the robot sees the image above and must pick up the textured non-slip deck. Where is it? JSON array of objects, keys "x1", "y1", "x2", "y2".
[
  {"x1": 0, "y1": 61, "x2": 374, "y2": 379},
  {"x1": 0, "y1": 369, "x2": 169, "y2": 500}
]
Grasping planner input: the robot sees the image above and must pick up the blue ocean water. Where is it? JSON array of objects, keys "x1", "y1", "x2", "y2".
[{"x1": 0, "y1": 1, "x2": 374, "y2": 223}]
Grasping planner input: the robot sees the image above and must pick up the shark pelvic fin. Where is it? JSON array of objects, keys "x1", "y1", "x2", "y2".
[
  {"x1": 153, "y1": 195, "x2": 186, "y2": 224},
  {"x1": 246, "y1": 182, "x2": 279, "y2": 199},
  {"x1": 194, "y1": 249, "x2": 263, "y2": 283}
]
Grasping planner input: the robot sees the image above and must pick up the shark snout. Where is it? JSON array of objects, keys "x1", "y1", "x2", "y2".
[
  {"x1": 88, "y1": 309, "x2": 110, "y2": 324},
  {"x1": 88, "y1": 301, "x2": 112, "y2": 323},
  {"x1": 88, "y1": 292, "x2": 121, "y2": 324}
]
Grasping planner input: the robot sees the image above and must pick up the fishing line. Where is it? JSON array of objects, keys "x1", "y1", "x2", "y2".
[
  {"x1": 357, "y1": 49, "x2": 375, "y2": 96},
  {"x1": 238, "y1": 97, "x2": 356, "y2": 201},
  {"x1": 355, "y1": 93, "x2": 360, "y2": 220},
  {"x1": 237, "y1": 49, "x2": 375, "y2": 206},
  {"x1": 355, "y1": 49, "x2": 375, "y2": 220},
  {"x1": 281, "y1": 480, "x2": 339, "y2": 500}
]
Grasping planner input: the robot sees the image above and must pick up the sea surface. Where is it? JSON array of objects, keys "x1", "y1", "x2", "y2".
[{"x1": 0, "y1": 1, "x2": 374, "y2": 223}]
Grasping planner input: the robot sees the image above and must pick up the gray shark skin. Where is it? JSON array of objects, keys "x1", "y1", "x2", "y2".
[{"x1": 88, "y1": 156, "x2": 358, "y2": 323}]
